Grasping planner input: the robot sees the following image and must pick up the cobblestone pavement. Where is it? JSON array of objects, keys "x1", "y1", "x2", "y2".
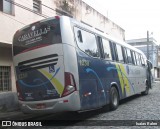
[{"x1": 2, "y1": 82, "x2": 160, "y2": 129}]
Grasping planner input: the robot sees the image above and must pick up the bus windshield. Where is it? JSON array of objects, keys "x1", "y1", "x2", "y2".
[{"x1": 13, "y1": 18, "x2": 61, "y2": 55}]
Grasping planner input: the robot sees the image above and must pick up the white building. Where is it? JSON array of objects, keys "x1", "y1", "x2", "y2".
[{"x1": 0, "y1": 0, "x2": 125, "y2": 93}]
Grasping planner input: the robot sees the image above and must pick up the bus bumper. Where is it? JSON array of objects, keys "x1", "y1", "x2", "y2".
[{"x1": 19, "y1": 91, "x2": 80, "y2": 114}]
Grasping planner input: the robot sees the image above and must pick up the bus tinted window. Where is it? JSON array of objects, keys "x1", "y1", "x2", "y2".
[
  {"x1": 126, "y1": 49, "x2": 133, "y2": 64},
  {"x1": 13, "y1": 18, "x2": 61, "y2": 55},
  {"x1": 141, "y1": 55, "x2": 145, "y2": 66},
  {"x1": 116, "y1": 44, "x2": 124, "y2": 63},
  {"x1": 122, "y1": 47, "x2": 127, "y2": 63},
  {"x1": 139, "y1": 54, "x2": 142, "y2": 66},
  {"x1": 135, "y1": 52, "x2": 140, "y2": 65},
  {"x1": 132, "y1": 51, "x2": 137, "y2": 65},
  {"x1": 102, "y1": 39, "x2": 112, "y2": 60},
  {"x1": 110, "y1": 42, "x2": 118, "y2": 61},
  {"x1": 74, "y1": 27, "x2": 99, "y2": 58}
]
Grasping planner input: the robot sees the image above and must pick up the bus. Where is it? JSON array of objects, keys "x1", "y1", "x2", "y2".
[{"x1": 12, "y1": 16, "x2": 151, "y2": 114}]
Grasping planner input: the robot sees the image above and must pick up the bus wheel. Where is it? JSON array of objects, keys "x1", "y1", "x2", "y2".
[
  {"x1": 141, "y1": 82, "x2": 149, "y2": 95},
  {"x1": 109, "y1": 87, "x2": 119, "y2": 110}
]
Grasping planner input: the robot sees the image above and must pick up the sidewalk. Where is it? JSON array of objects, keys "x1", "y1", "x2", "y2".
[{"x1": 0, "y1": 92, "x2": 19, "y2": 112}]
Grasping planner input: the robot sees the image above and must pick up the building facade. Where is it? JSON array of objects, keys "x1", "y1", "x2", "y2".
[
  {"x1": 158, "y1": 47, "x2": 160, "y2": 78},
  {"x1": 0, "y1": 0, "x2": 125, "y2": 93},
  {"x1": 126, "y1": 38, "x2": 160, "y2": 79}
]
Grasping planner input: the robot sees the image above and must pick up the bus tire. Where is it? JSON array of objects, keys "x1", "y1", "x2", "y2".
[
  {"x1": 109, "y1": 86, "x2": 119, "y2": 111},
  {"x1": 141, "y1": 82, "x2": 149, "y2": 95}
]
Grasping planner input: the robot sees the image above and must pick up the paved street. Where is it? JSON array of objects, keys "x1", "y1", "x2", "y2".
[{"x1": 1, "y1": 82, "x2": 160, "y2": 129}]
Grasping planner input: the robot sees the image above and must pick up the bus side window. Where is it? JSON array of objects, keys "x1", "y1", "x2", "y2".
[
  {"x1": 132, "y1": 51, "x2": 137, "y2": 65},
  {"x1": 97, "y1": 36, "x2": 105, "y2": 59},
  {"x1": 74, "y1": 27, "x2": 100, "y2": 58},
  {"x1": 135, "y1": 52, "x2": 140, "y2": 65},
  {"x1": 141, "y1": 55, "x2": 145, "y2": 66},
  {"x1": 130, "y1": 50, "x2": 135, "y2": 65},
  {"x1": 110, "y1": 42, "x2": 118, "y2": 61},
  {"x1": 101, "y1": 38, "x2": 112, "y2": 60},
  {"x1": 126, "y1": 48, "x2": 133, "y2": 64},
  {"x1": 138, "y1": 54, "x2": 142, "y2": 66},
  {"x1": 122, "y1": 47, "x2": 128, "y2": 64},
  {"x1": 116, "y1": 44, "x2": 124, "y2": 63}
]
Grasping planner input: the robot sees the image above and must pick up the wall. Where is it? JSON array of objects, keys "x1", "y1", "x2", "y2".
[
  {"x1": 0, "y1": 47, "x2": 12, "y2": 65},
  {"x1": 76, "y1": 1, "x2": 125, "y2": 41},
  {"x1": 0, "y1": 46, "x2": 16, "y2": 92},
  {"x1": 158, "y1": 48, "x2": 160, "y2": 67}
]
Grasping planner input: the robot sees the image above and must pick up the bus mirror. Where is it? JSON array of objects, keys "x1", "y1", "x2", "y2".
[{"x1": 77, "y1": 30, "x2": 83, "y2": 43}]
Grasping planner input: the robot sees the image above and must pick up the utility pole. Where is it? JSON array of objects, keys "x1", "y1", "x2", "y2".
[{"x1": 147, "y1": 31, "x2": 149, "y2": 60}]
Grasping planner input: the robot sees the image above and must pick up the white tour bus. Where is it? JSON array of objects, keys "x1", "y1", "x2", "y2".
[{"x1": 12, "y1": 16, "x2": 150, "y2": 114}]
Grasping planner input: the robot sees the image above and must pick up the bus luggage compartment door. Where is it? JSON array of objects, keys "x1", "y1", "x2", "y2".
[{"x1": 79, "y1": 79, "x2": 98, "y2": 110}]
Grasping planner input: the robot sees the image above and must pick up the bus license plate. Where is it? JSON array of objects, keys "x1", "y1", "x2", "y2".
[{"x1": 36, "y1": 103, "x2": 46, "y2": 109}]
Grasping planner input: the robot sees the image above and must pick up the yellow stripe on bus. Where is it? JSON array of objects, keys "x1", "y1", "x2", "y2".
[
  {"x1": 119, "y1": 64, "x2": 130, "y2": 96},
  {"x1": 38, "y1": 69, "x2": 64, "y2": 96},
  {"x1": 116, "y1": 64, "x2": 124, "y2": 94}
]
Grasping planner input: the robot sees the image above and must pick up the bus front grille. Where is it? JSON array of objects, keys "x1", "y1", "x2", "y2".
[{"x1": 18, "y1": 54, "x2": 58, "y2": 72}]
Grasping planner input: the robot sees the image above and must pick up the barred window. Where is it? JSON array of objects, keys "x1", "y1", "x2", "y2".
[
  {"x1": 0, "y1": 66, "x2": 11, "y2": 91},
  {"x1": 33, "y1": 0, "x2": 41, "y2": 13},
  {"x1": 0, "y1": 0, "x2": 14, "y2": 15}
]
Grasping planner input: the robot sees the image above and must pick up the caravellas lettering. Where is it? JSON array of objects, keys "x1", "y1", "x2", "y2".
[{"x1": 18, "y1": 26, "x2": 51, "y2": 42}]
